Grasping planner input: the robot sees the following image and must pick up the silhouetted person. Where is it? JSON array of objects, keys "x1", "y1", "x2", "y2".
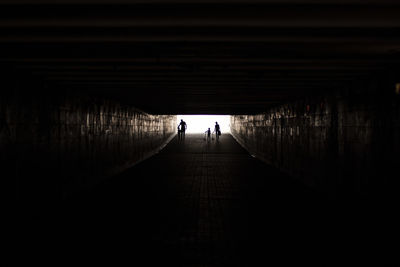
[
  {"x1": 214, "y1": 121, "x2": 221, "y2": 140},
  {"x1": 178, "y1": 119, "x2": 187, "y2": 140},
  {"x1": 177, "y1": 122, "x2": 180, "y2": 139},
  {"x1": 205, "y1": 128, "x2": 211, "y2": 141}
]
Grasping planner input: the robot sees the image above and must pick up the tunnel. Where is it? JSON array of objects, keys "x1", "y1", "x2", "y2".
[{"x1": 1, "y1": 0, "x2": 400, "y2": 265}]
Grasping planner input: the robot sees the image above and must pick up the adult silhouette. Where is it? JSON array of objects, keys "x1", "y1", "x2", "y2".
[
  {"x1": 178, "y1": 119, "x2": 187, "y2": 140},
  {"x1": 214, "y1": 121, "x2": 221, "y2": 140}
]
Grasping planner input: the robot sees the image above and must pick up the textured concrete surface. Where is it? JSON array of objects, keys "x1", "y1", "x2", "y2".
[
  {"x1": 231, "y1": 83, "x2": 400, "y2": 198},
  {"x1": 1, "y1": 90, "x2": 176, "y2": 203},
  {"x1": 16, "y1": 134, "x2": 395, "y2": 266}
]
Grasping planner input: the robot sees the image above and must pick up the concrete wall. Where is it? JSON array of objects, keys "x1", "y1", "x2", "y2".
[
  {"x1": 1, "y1": 82, "x2": 176, "y2": 204},
  {"x1": 231, "y1": 78, "x2": 400, "y2": 198}
]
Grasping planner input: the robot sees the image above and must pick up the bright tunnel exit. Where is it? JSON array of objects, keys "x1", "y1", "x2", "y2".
[{"x1": 176, "y1": 115, "x2": 231, "y2": 134}]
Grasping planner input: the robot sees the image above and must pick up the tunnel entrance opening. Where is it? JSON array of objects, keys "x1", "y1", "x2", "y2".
[{"x1": 177, "y1": 115, "x2": 230, "y2": 133}]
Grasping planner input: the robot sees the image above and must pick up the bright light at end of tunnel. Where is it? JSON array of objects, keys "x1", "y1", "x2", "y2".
[{"x1": 176, "y1": 115, "x2": 231, "y2": 133}]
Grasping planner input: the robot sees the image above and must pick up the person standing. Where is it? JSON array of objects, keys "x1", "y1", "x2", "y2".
[
  {"x1": 205, "y1": 128, "x2": 211, "y2": 142},
  {"x1": 177, "y1": 124, "x2": 181, "y2": 140},
  {"x1": 214, "y1": 121, "x2": 221, "y2": 140},
  {"x1": 178, "y1": 119, "x2": 187, "y2": 140}
]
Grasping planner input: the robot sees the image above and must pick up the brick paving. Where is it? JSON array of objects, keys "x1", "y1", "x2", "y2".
[{"x1": 22, "y1": 133, "x2": 388, "y2": 265}]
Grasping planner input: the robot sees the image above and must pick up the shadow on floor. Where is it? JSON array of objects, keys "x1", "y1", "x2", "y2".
[{"x1": 11, "y1": 134, "x2": 397, "y2": 266}]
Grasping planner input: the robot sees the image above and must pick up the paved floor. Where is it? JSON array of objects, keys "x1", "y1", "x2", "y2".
[{"x1": 18, "y1": 134, "x2": 394, "y2": 265}]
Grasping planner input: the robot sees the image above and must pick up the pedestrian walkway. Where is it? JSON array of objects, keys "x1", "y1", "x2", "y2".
[{"x1": 27, "y1": 134, "x2": 382, "y2": 265}]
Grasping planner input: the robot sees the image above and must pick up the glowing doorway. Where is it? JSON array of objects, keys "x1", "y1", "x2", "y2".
[{"x1": 176, "y1": 115, "x2": 230, "y2": 134}]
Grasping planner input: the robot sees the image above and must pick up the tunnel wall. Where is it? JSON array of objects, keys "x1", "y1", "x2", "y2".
[
  {"x1": 231, "y1": 79, "x2": 400, "y2": 198},
  {"x1": 1, "y1": 84, "x2": 176, "y2": 203}
]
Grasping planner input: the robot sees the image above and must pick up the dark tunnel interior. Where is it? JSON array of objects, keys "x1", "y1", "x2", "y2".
[{"x1": 1, "y1": 0, "x2": 400, "y2": 265}]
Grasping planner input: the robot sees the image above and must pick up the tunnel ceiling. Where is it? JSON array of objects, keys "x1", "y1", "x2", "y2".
[{"x1": 1, "y1": 0, "x2": 400, "y2": 114}]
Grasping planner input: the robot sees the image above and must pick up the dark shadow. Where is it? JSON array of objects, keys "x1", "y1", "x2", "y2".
[
  {"x1": 13, "y1": 134, "x2": 394, "y2": 266},
  {"x1": 204, "y1": 127, "x2": 211, "y2": 142},
  {"x1": 213, "y1": 121, "x2": 221, "y2": 141},
  {"x1": 177, "y1": 119, "x2": 187, "y2": 140}
]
